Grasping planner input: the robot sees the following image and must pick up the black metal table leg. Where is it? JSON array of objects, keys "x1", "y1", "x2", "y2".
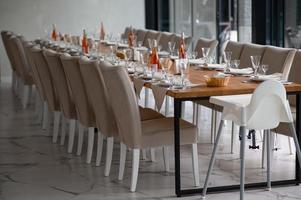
[
  {"x1": 174, "y1": 99, "x2": 182, "y2": 197},
  {"x1": 296, "y1": 93, "x2": 301, "y2": 184}
]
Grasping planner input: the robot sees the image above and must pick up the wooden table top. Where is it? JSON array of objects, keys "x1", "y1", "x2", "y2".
[{"x1": 144, "y1": 67, "x2": 301, "y2": 99}]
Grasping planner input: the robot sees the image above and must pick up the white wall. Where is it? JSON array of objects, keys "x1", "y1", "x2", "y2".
[{"x1": 0, "y1": 0, "x2": 145, "y2": 80}]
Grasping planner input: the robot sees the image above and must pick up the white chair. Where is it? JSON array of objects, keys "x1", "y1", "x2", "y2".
[{"x1": 201, "y1": 80, "x2": 301, "y2": 200}]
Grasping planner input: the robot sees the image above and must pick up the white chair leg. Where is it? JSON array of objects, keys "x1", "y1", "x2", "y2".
[
  {"x1": 96, "y1": 132, "x2": 104, "y2": 166},
  {"x1": 288, "y1": 136, "x2": 293, "y2": 155},
  {"x1": 141, "y1": 149, "x2": 147, "y2": 160},
  {"x1": 144, "y1": 88, "x2": 149, "y2": 107},
  {"x1": 262, "y1": 131, "x2": 266, "y2": 169},
  {"x1": 150, "y1": 148, "x2": 156, "y2": 162},
  {"x1": 118, "y1": 143, "x2": 127, "y2": 180},
  {"x1": 86, "y1": 127, "x2": 95, "y2": 164},
  {"x1": 130, "y1": 149, "x2": 140, "y2": 192},
  {"x1": 192, "y1": 143, "x2": 200, "y2": 187},
  {"x1": 60, "y1": 116, "x2": 66, "y2": 145},
  {"x1": 266, "y1": 129, "x2": 272, "y2": 191},
  {"x1": 230, "y1": 121, "x2": 235, "y2": 154},
  {"x1": 42, "y1": 102, "x2": 48, "y2": 130},
  {"x1": 163, "y1": 146, "x2": 170, "y2": 172},
  {"x1": 22, "y1": 85, "x2": 31, "y2": 109},
  {"x1": 67, "y1": 119, "x2": 76, "y2": 153},
  {"x1": 165, "y1": 96, "x2": 170, "y2": 116},
  {"x1": 76, "y1": 123, "x2": 85, "y2": 156},
  {"x1": 210, "y1": 110, "x2": 215, "y2": 143},
  {"x1": 104, "y1": 137, "x2": 114, "y2": 176},
  {"x1": 52, "y1": 111, "x2": 61, "y2": 143},
  {"x1": 239, "y1": 126, "x2": 247, "y2": 200}
]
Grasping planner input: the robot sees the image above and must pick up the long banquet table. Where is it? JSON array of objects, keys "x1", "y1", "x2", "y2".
[{"x1": 143, "y1": 67, "x2": 301, "y2": 197}]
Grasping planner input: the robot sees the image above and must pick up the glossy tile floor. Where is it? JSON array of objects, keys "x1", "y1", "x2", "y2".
[{"x1": 0, "y1": 81, "x2": 300, "y2": 200}]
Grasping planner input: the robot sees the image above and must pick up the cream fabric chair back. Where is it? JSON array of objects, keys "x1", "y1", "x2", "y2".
[
  {"x1": 100, "y1": 65, "x2": 142, "y2": 149},
  {"x1": 23, "y1": 42, "x2": 46, "y2": 101},
  {"x1": 30, "y1": 46, "x2": 59, "y2": 111},
  {"x1": 224, "y1": 41, "x2": 245, "y2": 60},
  {"x1": 43, "y1": 49, "x2": 77, "y2": 120},
  {"x1": 143, "y1": 30, "x2": 161, "y2": 48},
  {"x1": 79, "y1": 58, "x2": 118, "y2": 137},
  {"x1": 194, "y1": 38, "x2": 218, "y2": 58},
  {"x1": 261, "y1": 46, "x2": 296, "y2": 80},
  {"x1": 1, "y1": 31, "x2": 16, "y2": 72},
  {"x1": 287, "y1": 50, "x2": 301, "y2": 106},
  {"x1": 239, "y1": 43, "x2": 266, "y2": 68},
  {"x1": 60, "y1": 54, "x2": 95, "y2": 127},
  {"x1": 158, "y1": 32, "x2": 175, "y2": 51},
  {"x1": 136, "y1": 29, "x2": 147, "y2": 44}
]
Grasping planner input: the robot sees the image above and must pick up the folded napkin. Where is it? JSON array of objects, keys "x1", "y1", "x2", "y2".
[
  {"x1": 254, "y1": 73, "x2": 283, "y2": 81},
  {"x1": 228, "y1": 67, "x2": 253, "y2": 75},
  {"x1": 158, "y1": 51, "x2": 169, "y2": 57},
  {"x1": 189, "y1": 59, "x2": 204, "y2": 65},
  {"x1": 151, "y1": 84, "x2": 168, "y2": 111},
  {"x1": 202, "y1": 64, "x2": 225, "y2": 70},
  {"x1": 133, "y1": 77, "x2": 145, "y2": 99}
]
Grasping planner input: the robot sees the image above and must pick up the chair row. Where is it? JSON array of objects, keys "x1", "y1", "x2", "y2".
[
  {"x1": 1, "y1": 31, "x2": 201, "y2": 192},
  {"x1": 122, "y1": 26, "x2": 218, "y2": 58}
]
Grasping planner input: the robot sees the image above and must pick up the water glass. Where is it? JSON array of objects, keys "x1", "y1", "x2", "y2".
[
  {"x1": 180, "y1": 59, "x2": 189, "y2": 87},
  {"x1": 261, "y1": 64, "x2": 269, "y2": 75},
  {"x1": 151, "y1": 64, "x2": 158, "y2": 80},
  {"x1": 224, "y1": 51, "x2": 232, "y2": 71},
  {"x1": 202, "y1": 47, "x2": 210, "y2": 64},
  {"x1": 168, "y1": 42, "x2": 175, "y2": 55},
  {"x1": 231, "y1": 59, "x2": 240, "y2": 68},
  {"x1": 250, "y1": 55, "x2": 261, "y2": 76},
  {"x1": 160, "y1": 57, "x2": 170, "y2": 80}
]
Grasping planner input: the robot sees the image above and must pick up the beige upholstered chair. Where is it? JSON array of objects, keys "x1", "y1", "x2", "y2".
[
  {"x1": 239, "y1": 43, "x2": 266, "y2": 68},
  {"x1": 224, "y1": 40, "x2": 245, "y2": 60},
  {"x1": 173, "y1": 34, "x2": 193, "y2": 51},
  {"x1": 158, "y1": 32, "x2": 175, "y2": 51},
  {"x1": 122, "y1": 26, "x2": 131, "y2": 40},
  {"x1": 261, "y1": 46, "x2": 296, "y2": 80},
  {"x1": 135, "y1": 29, "x2": 147, "y2": 44},
  {"x1": 60, "y1": 54, "x2": 96, "y2": 164},
  {"x1": 194, "y1": 38, "x2": 218, "y2": 58},
  {"x1": 143, "y1": 30, "x2": 161, "y2": 48},
  {"x1": 9, "y1": 36, "x2": 34, "y2": 108},
  {"x1": 101, "y1": 65, "x2": 200, "y2": 192},
  {"x1": 1, "y1": 31, "x2": 18, "y2": 92},
  {"x1": 43, "y1": 49, "x2": 77, "y2": 146}
]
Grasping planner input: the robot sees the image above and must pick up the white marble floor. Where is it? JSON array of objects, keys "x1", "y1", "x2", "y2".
[{"x1": 0, "y1": 81, "x2": 300, "y2": 200}]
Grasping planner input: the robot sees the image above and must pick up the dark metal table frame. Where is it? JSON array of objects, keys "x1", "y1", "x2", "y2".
[{"x1": 173, "y1": 92, "x2": 301, "y2": 197}]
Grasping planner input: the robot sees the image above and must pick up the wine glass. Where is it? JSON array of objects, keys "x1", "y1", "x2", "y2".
[
  {"x1": 168, "y1": 41, "x2": 175, "y2": 56},
  {"x1": 261, "y1": 64, "x2": 269, "y2": 75},
  {"x1": 148, "y1": 38, "x2": 153, "y2": 49},
  {"x1": 158, "y1": 45, "x2": 162, "y2": 52},
  {"x1": 160, "y1": 57, "x2": 170, "y2": 80},
  {"x1": 224, "y1": 51, "x2": 232, "y2": 72},
  {"x1": 250, "y1": 55, "x2": 261, "y2": 76},
  {"x1": 202, "y1": 47, "x2": 210, "y2": 64},
  {"x1": 180, "y1": 59, "x2": 189, "y2": 87},
  {"x1": 124, "y1": 49, "x2": 132, "y2": 68},
  {"x1": 151, "y1": 63, "x2": 158, "y2": 81},
  {"x1": 231, "y1": 59, "x2": 240, "y2": 68}
]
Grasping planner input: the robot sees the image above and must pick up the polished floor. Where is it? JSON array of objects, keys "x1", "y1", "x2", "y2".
[{"x1": 0, "y1": 80, "x2": 300, "y2": 200}]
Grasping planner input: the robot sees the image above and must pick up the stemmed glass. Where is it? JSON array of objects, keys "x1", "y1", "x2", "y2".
[
  {"x1": 180, "y1": 59, "x2": 189, "y2": 87},
  {"x1": 168, "y1": 42, "x2": 175, "y2": 56},
  {"x1": 231, "y1": 59, "x2": 240, "y2": 68},
  {"x1": 261, "y1": 64, "x2": 269, "y2": 75},
  {"x1": 224, "y1": 51, "x2": 232, "y2": 72},
  {"x1": 202, "y1": 47, "x2": 210, "y2": 64},
  {"x1": 160, "y1": 57, "x2": 170, "y2": 80},
  {"x1": 250, "y1": 55, "x2": 261, "y2": 76},
  {"x1": 124, "y1": 49, "x2": 132, "y2": 68},
  {"x1": 140, "y1": 51, "x2": 148, "y2": 76},
  {"x1": 151, "y1": 64, "x2": 158, "y2": 81}
]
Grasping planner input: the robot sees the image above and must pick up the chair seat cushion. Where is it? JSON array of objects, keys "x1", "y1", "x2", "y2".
[
  {"x1": 141, "y1": 117, "x2": 197, "y2": 148},
  {"x1": 139, "y1": 107, "x2": 164, "y2": 121}
]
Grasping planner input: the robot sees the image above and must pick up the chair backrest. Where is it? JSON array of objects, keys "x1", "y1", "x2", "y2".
[
  {"x1": 79, "y1": 58, "x2": 118, "y2": 137},
  {"x1": 23, "y1": 42, "x2": 46, "y2": 101},
  {"x1": 9, "y1": 36, "x2": 33, "y2": 84},
  {"x1": 30, "y1": 46, "x2": 59, "y2": 111},
  {"x1": 100, "y1": 65, "x2": 142, "y2": 149},
  {"x1": 261, "y1": 46, "x2": 296, "y2": 80},
  {"x1": 158, "y1": 32, "x2": 175, "y2": 51},
  {"x1": 239, "y1": 43, "x2": 266, "y2": 68},
  {"x1": 173, "y1": 34, "x2": 192, "y2": 51},
  {"x1": 136, "y1": 29, "x2": 147, "y2": 43},
  {"x1": 143, "y1": 30, "x2": 161, "y2": 48},
  {"x1": 224, "y1": 40, "x2": 245, "y2": 60},
  {"x1": 122, "y1": 26, "x2": 131, "y2": 39},
  {"x1": 1, "y1": 31, "x2": 16, "y2": 71},
  {"x1": 43, "y1": 49, "x2": 77, "y2": 120},
  {"x1": 247, "y1": 80, "x2": 292, "y2": 130},
  {"x1": 194, "y1": 38, "x2": 218, "y2": 58},
  {"x1": 287, "y1": 50, "x2": 301, "y2": 106},
  {"x1": 60, "y1": 54, "x2": 95, "y2": 127}
]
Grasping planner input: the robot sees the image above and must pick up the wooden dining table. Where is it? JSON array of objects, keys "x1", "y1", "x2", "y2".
[{"x1": 143, "y1": 66, "x2": 301, "y2": 197}]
